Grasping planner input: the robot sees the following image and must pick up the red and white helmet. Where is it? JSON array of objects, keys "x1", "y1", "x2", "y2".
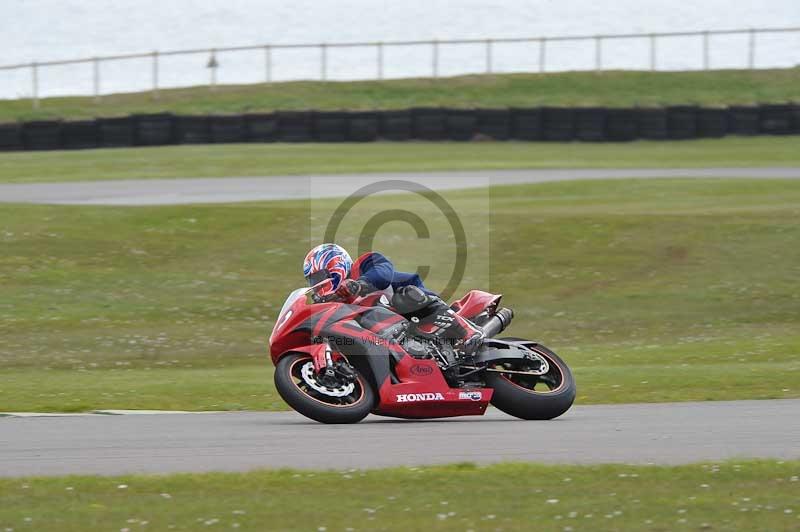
[{"x1": 302, "y1": 243, "x2": 353, "y2": 298}]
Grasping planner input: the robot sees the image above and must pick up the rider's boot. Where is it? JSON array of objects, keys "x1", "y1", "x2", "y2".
[{"x1": 392, "y1": 286, "x2": 484, "y2": 359}]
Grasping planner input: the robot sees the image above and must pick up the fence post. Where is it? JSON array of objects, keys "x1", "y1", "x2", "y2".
[
  {"x1": 264, "y1": 45, "x2": 272, "y2": 82},
  {"x1": 702, "y1": 31, "x2": 710, "y2": 70},
  {"x1": 93, "y1": 57, "x2": 101, "y2": 103},
  {"x1": 594, "y1": 36, "x2": 602, "y2": 72},
  {"x1": 748, "y1": 28, "x2": 756, "y2": 69},
  {"x1": 208, "y1": 48, "x2": 218, "y2": 91},
  {"x1": 152, "y1": 51, "x2": 159, "y2": 100},
  {"x1": 649, "y1": 34, "x2": 657, "y2": 71},
  {"x1": 539, "y1": 38, "x2": 547, "y2": 73},
  {"x1": 376, "y1": 42, "x2": 384, "y2": 80},
  {"x1": 485, "y1": 39, "x2": 493, "y2": 74},
  {"x1": 320, "y1": 43, "x2": 327, "y2": 81},
  {"x1": 31, "y1": 62, "x2": 39, "y2": 109},
  {"x1": 432, "y1": 39, "x2": 439, "y2": 78}
]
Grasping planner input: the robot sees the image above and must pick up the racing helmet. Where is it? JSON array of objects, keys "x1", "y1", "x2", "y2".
[{"x1": 302, "y1": 243, "x2": 353, "y2": 298}]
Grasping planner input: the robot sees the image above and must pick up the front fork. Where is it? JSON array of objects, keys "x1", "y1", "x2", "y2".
[{"x1": 312, "y1": 340, "x2": 357, "y2": 384}]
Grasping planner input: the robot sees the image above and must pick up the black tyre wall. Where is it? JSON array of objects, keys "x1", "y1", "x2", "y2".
[
  {"x1": 277, "y1": 111, "x2": 314, "y2": 142},
  {"x1": 347, "y1": 112, "x2": 379, "y2": 142},
  {"x1": 696, "y1": 108, "x2": 728, "y2": 138},
  {"x1": 605, "y1": 109, "x2": 637, "y2": 141},
  {"x1": 380, "y1": 110, "x2": 413, "y2": 141},
  {"x1": 245, "y1": 113, "x2": 278, "y2": 142},
  {"x1": 667, "y1": 106, "x2": 698, "y2": 140},
  {"x1": 637, "y1": 108, "x2": 668, "y2": 140},
  {"x1": 314, "y1": 112, "x2": 349, "y2": 142},
  {"x1": 23, "y1": 120, "x2": 63, "y2": 150},
  {"x1": 97, "y1": 117, "x2": 135, "y2": 147},
  {"x1": 413, "y1": 108, "x2": 447, "y2": 140},
  {"x1": 62, "y1": 120, "x2": 98, "y2": 150},
  {"x1": 175, "y1": 115, "x2": 210, "y2": 144},
  {"x1": 542, "y1": 107, "x2": 575, "y2": 141},
  {"x1": 575, "y1": 108, "x2": 607, "y2": 142},
  {"x1": 0, "y1": 123, "x2": 24, "y2": 151},
  {"x1": 511, "y1": 108, "x2": 543, "y2": 140},
  {"x1": 210, "y1": 115, "x2": 246, "y2": 143},
  {"x1": 727, "y1": 106, "x2": 760, "y2": 136},
  {"x1": 476, "y1": 109, "x2": 511, "y2": 140},
  {"x1": 446, "y1": 109, "x2": 477, "y2": 141},
  {"x1": 760, "y1": 104, "x2": 793, "y2": 135},
  {"x1": 134, "y1": 113, "x2": 175, "y2": 146}
]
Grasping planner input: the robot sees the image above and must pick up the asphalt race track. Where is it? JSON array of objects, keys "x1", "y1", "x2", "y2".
[
  {"x1": 2, "y1": 169, "x2": 799, "y2": 478},
  {"x1": 1, "y1": 167, "x2": 799, "y2": 205},
  {"x1": 2, "y1": 399, "x2": 799, "y2": 477}
]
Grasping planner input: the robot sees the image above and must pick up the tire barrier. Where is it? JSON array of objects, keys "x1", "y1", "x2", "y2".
[
  {"x1": 726, "y1": 106, "x2": 760, "y2": 136},
  {"x1": 760, "y1": 104, "x2": 794, "y2": 135},
  {"x1": 606, "y1": 109, "x2": 638, "y2": 141},
  {"x1": 245, "y1": 113, "x2": 278, "y2": 142},
  {"x1": 512, "y1": 108, "x2": 543, "y2": 140},
  {"x1": 0, "y1": 123, "x2": 23, "y2": 151},
  {"x1": 62, "y1": 120, "x2": 98, "y2": 150},
  {"x1": 696, "y1": 108, "x2": 728, "y2": 138},
  {"x1": 380, "y1": 110, "x2": 413, "y2": 141},
  {"x1": 446, "y1": 109, "x2": 477, "y2": 141},
  {"x1": 277, "y1": 111, "x2": 313, "y2": 142},
  {"x1": 412, "y1": 108, "x2": 447, "y2": 141},
  {"x1": 97, "y1": 117, "x2": 135, "y2": 147},
  {"x1": 175, "y1": 115, "x2": 210, "y2": 144},
  {"x1": 22, "y1": 120, "x2": 63, "y2": 150},
  {"x1": 542, "y1": 107, "x2": 575, "y2": 141},
  {"x1": 210, "y1": 115, "x2": 246, "y2": 144},
  {"x1": 667, "y1": 106, "x2": 698, "y2": 140},
  {"x1": 637, "y1": 108, "x2": 669, "y2": 140},
  {"x1": 476, "y1": 109, "x2": 511, "y2": 140},
  {"x1": 314, "y1": 112, "x2": 349, "y2": 142},
  {"x1": 347, "y1": 112, "x2": 379, "y2": 142},
  {"x1": 575, "y1": 108, "x2": 607, "y2": 142},
  {"x1": 0, "y1": 104, "x2": 796, "y2": 151},
  {"x1": 134, "y1": 113, "x2": 174, "y2": 146}
]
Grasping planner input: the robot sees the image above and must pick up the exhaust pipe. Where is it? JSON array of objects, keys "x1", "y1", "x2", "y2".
[{"x1": 480, "y1": 307, "x2": 514, "y2": 338}]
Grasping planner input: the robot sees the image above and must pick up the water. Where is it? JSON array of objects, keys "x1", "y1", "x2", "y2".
[{"x1": 2, "y1": 0, "x2": 798, "y2": 99}]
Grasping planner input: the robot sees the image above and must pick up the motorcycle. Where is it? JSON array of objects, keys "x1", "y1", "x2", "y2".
[{"x1": 269, "y1": 279, "x2": 576, "y2": 424}]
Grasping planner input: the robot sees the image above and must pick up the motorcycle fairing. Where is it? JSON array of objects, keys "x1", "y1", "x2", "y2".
[{"x1": 450, "y1": 289, "x2": 502, "y2": 320}]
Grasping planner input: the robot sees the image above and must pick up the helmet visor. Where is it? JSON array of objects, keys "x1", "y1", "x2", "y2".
[{"x1": 306, "y1": 269, "x2": 330, "y2": 287}]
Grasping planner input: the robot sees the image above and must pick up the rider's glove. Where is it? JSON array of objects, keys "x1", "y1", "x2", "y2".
[{"x1": 336, "y1": 279, "x2": 375, "y2": 299}]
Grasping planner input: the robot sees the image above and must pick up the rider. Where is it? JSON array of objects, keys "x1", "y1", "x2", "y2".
[{"x1": 302, "y1": 243, "x2": 483, "y2": 356}]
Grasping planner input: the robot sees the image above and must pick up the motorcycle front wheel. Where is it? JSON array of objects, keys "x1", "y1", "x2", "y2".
[
  {"x1": 274, "y1": 352, "x2": 375, "y2": 424},
  {"x1": 484, "y1": 341, "x2": 576, "y2": 420}
]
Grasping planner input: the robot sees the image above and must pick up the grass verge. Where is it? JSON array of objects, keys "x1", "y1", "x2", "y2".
[
  {"x1": 1, "y1": 178, "x2": 799, "y2": 411},
  {"x1": 1, "y1": 461, "x2": 798, "y2": 531},
  {"x1": 0, "y1": 137, "x2": 798, "y2": 184},
  {"x1": 2, "y1": 69, "x2": 800, "y2": 121}
]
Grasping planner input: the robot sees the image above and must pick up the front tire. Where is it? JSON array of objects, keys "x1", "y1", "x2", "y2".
[
  {"x1": 274, "y1": 353, "x2": 375, "y2": 424},
  {"x1": 485, "y1": 342, "x2": 576, "y2": 420}
]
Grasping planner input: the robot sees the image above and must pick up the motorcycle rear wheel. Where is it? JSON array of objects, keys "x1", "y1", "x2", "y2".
[
  {"x1": 484, "y1": 341, "x2": 576, "y2": 420},
  {"x1": 274, "y1": 352, "x2": 375, "y2": 424}
]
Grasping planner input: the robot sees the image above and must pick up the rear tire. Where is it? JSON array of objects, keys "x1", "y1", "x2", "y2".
[
  {"x1": 485, "y1": 342, "x2": 576, "y2": 420},
  {"x1": 274, "y1": 353, "x2": 375, "y2": 424}
]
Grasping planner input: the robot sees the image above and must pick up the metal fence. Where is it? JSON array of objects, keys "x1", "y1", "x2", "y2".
[{"x1": 2, "y1": 26, "x2": 798, "y2": 109}]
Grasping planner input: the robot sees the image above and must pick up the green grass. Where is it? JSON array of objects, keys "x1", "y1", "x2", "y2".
[
  {"x1": 1, "y1": 461, "x2": 798, "y2": 531},
  {"x1": 3, "y1": 69, "x2": 800, "y2": 121},
  {"x1": 1, "y1": 137, "x2": 799, "y2": 184},
  {"x1": 1, "y1": 178, "x2": 799, "y2": 412}
]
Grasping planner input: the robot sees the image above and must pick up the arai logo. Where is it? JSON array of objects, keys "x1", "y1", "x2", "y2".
[
  {"x1": 396, "y1": 392, "x2": 445, "y2": 402},
  {"x1": 409, "y1": 364, "x2": 434, "y2": 376}
]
